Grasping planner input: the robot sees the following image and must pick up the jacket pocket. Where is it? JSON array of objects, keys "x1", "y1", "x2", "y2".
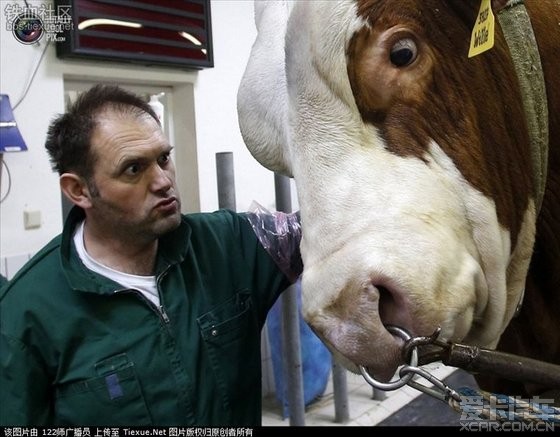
[
  {"x1": 55, "y1": 354, "x2": 152, "y2": 425},
  {"x1": 197, "y1": 290, "x2": 261, "y2": 408}
]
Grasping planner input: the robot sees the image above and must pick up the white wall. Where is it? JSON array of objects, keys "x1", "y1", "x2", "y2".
[
  {"x1": 0, "y1": 0, "x2": 296, "y2": 275},
  {"x1": 1, "y1": 2, "x2": 64, "y2": 264}
]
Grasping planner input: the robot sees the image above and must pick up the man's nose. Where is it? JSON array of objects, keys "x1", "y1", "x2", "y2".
[{"x1": 150, "y1": 164, "x2": 173, "y2": 192}]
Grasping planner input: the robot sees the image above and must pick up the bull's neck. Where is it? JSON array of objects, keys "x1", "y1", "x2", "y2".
[{"x1": 532, "y1": 144, "x2": 560, "y2": 300}]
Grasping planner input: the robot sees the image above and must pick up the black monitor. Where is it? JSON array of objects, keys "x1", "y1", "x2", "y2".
[{"x1": 54, "y1": 0, "x2": 213, "y2": 70}]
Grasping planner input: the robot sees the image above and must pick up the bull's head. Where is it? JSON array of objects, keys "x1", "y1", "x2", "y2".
[{"x1": 237, "y1": 0, "x2": 539, "y2": 381}]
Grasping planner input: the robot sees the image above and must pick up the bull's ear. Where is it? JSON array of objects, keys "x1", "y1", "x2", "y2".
[
  {"x1": 237, "y1": 0, "x2": 293, "y2": 177},
  {"x1": 236, "y1": 88, "x2": 293, "y2": 177}
]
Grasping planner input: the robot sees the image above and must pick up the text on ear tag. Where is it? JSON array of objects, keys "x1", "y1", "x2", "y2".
[{"x1": 469, "y1": 0, "x2": 495, "y2": 58}]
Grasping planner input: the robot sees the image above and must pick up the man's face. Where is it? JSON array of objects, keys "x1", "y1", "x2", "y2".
[{"x1": 86, "y1": 108, "x2": 182, "y2": 243}]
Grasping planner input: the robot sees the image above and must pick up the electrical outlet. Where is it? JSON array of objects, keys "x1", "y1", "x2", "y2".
[{"x1": 24, "y1": 210, "x2": 41, "y2": 229}]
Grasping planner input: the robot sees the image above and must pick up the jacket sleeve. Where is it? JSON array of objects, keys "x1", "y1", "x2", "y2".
[
  {"x1": 0, "y1": 333, "x2": 51, "y2": 425},
  {"x1": 245, "y1": 202, "x2": 303, "y2": 283}
]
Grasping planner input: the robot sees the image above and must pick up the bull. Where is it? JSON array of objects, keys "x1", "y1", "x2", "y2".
[{"x1": 237, "y1": 0, "x2": 559, "y2": 399}]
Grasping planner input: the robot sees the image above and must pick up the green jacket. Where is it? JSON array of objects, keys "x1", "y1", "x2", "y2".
[{"x1": 0, "y1": 207, "x2": 299, "y2": 426}]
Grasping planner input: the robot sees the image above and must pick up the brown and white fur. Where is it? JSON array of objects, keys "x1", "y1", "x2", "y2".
[{"x1": 237, "y1": 0, "x2": 559, "y2": 397}]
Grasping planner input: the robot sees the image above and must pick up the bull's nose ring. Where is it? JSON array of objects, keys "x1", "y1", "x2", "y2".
[{"x1": 359, "y1": 325, "x2": 419, "y2": 391}]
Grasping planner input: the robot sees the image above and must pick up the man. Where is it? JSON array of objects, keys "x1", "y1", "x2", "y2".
[{"x1": 0, "y1": 84, "x2": 302, "y2": 426}]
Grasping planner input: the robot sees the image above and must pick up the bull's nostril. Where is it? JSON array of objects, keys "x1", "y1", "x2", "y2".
[
  {"x1": 377, "y1": 285, "x2": 394, "y2": 324},
  {"x1": 376, "y1": 284, "x2": 412, "y2": 335}
]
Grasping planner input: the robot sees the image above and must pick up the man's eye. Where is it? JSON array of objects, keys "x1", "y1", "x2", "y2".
[
  {"x1": 158, "y1": 153, "x2": 171, "y2": 166},
  {"x1": 125, "y1": 163, "x2": 141, "y2": 175}
]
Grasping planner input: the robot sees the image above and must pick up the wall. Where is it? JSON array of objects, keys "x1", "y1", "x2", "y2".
[
  {"x1": 0, "y1": 1, "x2": 64, "y2": 267},
  {"x1": 0, "y1": 0, "x2": 297, "y2": 277}
]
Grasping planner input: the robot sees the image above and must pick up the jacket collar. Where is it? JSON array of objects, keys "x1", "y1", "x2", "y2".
[{"x1": 60, "y1": 206, "x2": 191, "y2": 294}]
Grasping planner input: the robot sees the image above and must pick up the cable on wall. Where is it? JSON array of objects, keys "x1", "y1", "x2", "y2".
[
  {"x1": 0, "y1": 159, "x2": 12, "y2": 204},
  {"x1": 13, "y1": 40, "x2": 51, "y2": 111}
]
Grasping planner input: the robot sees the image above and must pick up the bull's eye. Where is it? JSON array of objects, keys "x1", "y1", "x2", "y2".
[{"x1": 389, "y1": 38, "x2": 417, "y2": 67}]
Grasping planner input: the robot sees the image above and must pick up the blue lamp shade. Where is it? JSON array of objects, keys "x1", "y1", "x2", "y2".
[{"x1": 0, "y1": 94, "x2": 28, "y2": 152}]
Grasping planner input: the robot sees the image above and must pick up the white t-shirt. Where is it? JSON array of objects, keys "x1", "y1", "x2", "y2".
[{"x1": 73, "y1": 221, "x2": 160, "y2": 307}]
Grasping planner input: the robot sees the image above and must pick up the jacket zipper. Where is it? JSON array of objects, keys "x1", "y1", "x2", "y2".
[
  {"x1": 115, "y1": 266, "x2": 171, "y2": 324},
  {"x1": 117, "y1": 288, "x2": 170, "y2": 324},
  {"x1": 156, "y1": 267, "x2": 171, "y2": 324}
]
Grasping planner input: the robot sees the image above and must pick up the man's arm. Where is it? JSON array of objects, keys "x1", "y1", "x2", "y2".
[
  {"x1": 0, "y1": 333, "x2": 51, "y2": 425},
  {"x1": 245, "y1": 202, "x2": 303, "y2": 283}
]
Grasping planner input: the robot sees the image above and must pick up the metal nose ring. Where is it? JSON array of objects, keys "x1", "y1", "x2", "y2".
[{"x1": 359, "y1": 325, "x2": 419, "y2": 391}]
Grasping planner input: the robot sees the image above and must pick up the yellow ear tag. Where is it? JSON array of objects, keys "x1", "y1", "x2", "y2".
[{"x1": 468, "y1": 0, "x2": 495, "y2": 58}]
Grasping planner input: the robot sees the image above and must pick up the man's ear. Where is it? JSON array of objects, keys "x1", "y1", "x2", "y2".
[{"x1": 60, "y1": 173, "x2": 93, "y2": 209}]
